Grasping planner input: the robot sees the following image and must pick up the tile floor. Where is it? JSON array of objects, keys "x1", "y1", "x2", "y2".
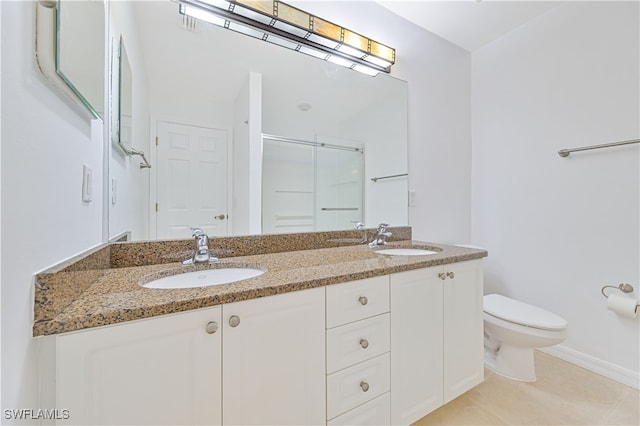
[{"x1": 414, "y1": 351, "x2": 640, "y2": 425}]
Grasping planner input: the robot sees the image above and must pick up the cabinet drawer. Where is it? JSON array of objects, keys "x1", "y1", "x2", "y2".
[
  {"x1": 328, "y1": 392, "x2": 390, "y2": 426},
  {"x1": 327, "y1": 353, "x2": 390, "y2": 420},
  {"x1": 327, "y1": 314, "x2": 390, "y2": 374},
  {"x1": 327, "y1": 276, "x2": 389, "y2": 328}
]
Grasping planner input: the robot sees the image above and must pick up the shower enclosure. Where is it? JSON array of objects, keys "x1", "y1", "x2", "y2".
[{"x1": 262, "y1": 135, "x2": 364, "y2": 233}]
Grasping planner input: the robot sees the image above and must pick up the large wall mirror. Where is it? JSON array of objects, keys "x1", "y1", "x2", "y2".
[
  {"x1": 56, "y1": 0, "x2": 105, "y2": 120},
  {"x1": 109, "y1": 1, "x2": 408, "y2": 241}
]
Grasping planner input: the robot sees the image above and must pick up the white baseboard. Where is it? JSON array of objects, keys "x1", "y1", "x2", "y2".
[{"x1": 539, "y1": 345, "x2": 640, "y2": 390}]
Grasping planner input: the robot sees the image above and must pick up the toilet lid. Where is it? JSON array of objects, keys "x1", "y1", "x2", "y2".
[{"x1": 484, "y1": 294, "x2": 568, "y2": 330}]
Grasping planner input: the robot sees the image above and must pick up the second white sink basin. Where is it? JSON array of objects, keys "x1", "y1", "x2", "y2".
[
  {"x1": 141, "y1": 267, "x2": 264, "y2": 289},
  {"x1": 375, "y1": 248, "x2": 439, "y2": 256}
]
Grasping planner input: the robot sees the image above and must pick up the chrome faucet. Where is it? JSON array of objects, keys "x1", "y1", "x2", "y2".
[
  {"x1": 183, "y1": 228, "x2": 218, "y2": 265},
  {"x1": 351, "y1": 221, "x2": 369, "y2": 244},
  {"x1": 369, "y1": 223, "x2": 392, "y2": 248}
]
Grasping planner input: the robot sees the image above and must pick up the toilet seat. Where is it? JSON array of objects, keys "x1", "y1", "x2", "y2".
[{"x1": 484, "y1": 294, "x2": 567, "y2": 331}]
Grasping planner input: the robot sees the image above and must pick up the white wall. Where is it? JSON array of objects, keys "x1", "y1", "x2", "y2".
[
  {"x1": 1, "y1": 1, "x2": 104, "y2": 418},
  {"x1": 472, "y1": 2, "x2": 639, "y2": 384},
  {"x1": 231, "y1": 72, "x2": 262, "y2": 236},
  {"x1": 336, "y1": 90, "x2": 408, "y2": 228},
  {"x1": 232, "y1": 75, "x2": 251, "y2": 236}
]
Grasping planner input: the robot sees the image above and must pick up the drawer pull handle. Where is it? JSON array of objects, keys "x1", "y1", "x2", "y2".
[
  {"x1": 359, "y1": 296, "x2": 368, "y2": 306},
  {"x1": 205, "y1": 321, "x2": 218, "y2": 334},
  {"x1": 229, "y1": 315, "x2": 241, "y2": 327},
  {"x1": 360, "y1": 381, "x2": 370, "y2": 392},
  {"x1": 447, "y1": 271, "x2": 455, "y2": 279},
  {"x1": 438, "y1": 272, "x2": 446, "y2": 280},
  {"x1": 359, "y1": 338, "x2": 369, "y2": 349}
]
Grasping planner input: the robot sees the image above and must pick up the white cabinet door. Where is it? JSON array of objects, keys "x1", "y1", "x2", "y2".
[
  {"x1": 390, "y1": 267, "x2": 444, "y2": 426},
  {"x1": 390, "y1": 260, "x2": 485, "y2": 425},
  {"x1": 443, "y1": 259, "x2": 484, "y2": 403},
  {"x1": 56, "y1": 307, "x2": 222, "y2": 426},
  {"x1": 222, "y1": 287, "x2": 326, "y2": 425}
]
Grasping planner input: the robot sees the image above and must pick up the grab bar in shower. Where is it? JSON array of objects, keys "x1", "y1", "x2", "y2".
[
  {"x1": 370, "y1": 173, "x2": 408, "y2": 182},
  {"x1": 558, "y1": 138, "x2": 639, "y2": 157}
]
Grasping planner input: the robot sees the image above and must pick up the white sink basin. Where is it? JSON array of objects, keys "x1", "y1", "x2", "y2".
[
  {"x1": 375, "y1": 248, "x2": 439, "y2": 256},
  {"x1": 141, "y1": 268, "x2": 264, "y2": 289}
]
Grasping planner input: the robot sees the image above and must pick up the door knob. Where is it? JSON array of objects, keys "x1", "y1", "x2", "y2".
[
  {"x1": 446, "y1": 271, "x2": 455, "y2": 279},
  {"x1": 438, "y1": 272, "x2": 446, "y2": 280},
  {"x1": 214, "y1": 214, "x2": 227, "y2": 220}
]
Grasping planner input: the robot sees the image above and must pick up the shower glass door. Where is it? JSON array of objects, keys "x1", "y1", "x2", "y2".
[
  {"x1": 315, "y1": 145, "x2": 363, "y2": 231},
  {"x1": 262, "y1": 135, "x2": 363, "y2": 233}
]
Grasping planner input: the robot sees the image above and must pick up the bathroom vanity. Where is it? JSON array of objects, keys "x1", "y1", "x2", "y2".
[{"x1": 34, "y1": 228, "x2": 486, "y2": 425}]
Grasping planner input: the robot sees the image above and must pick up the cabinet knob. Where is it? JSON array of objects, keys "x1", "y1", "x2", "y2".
[
  {"x1": 205, "y1": 321, "x2": 218, "y2": 334},
  {"x1": 359, "y1": 338, "x2": 369, "y2": 349},
  {"x1": 438, "y1": 272, "x2": 446, "y2": 280},
  {"x1": 446, "y1": 271, "x2": 455, "y2": 279},
  {"x1": 229, "y1": 315, "x2": 241, "y2": 327},
  {"x1": 359, "y1": 296, "x2": 368, "y2": 306},
  {"x1": 360, "y1": 381, "x2": 370, "y2": 392}
]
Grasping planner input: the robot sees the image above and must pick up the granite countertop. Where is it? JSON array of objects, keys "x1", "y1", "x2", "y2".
[{"x1": 33, "y1": 234, "x2": 487, "y2": 336}]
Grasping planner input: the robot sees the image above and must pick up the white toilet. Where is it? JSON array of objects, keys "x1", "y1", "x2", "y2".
[{"x1": 483, "y1": 294, "x2": 568, "y2": 382}]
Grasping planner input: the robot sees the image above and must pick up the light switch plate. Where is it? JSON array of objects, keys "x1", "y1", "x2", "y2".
[
  {"x1": 111, "y1": 178, "x2": 117, "y2": 205},
  {"x1": 82, "y1": 165, "x2": 93, "y2": 203},
  {"x1": 408, "y1": 189, "x2": 416, "y2": 207}
]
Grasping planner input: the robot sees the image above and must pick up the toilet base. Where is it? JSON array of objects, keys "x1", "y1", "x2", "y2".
[{"x1": 484, "y1": 344, "x2": 537, "y2": 382}]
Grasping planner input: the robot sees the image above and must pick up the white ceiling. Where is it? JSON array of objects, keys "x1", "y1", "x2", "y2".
[{"x1": 377, "y1": 1, "x2": 563, "y2": 52}]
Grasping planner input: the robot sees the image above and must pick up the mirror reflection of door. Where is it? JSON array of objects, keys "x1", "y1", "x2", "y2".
[{"x1": 156, "y1": 121, "x2": 229, "y2": 239}]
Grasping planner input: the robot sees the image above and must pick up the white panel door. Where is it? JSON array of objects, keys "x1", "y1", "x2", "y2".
[
  {"x1": 156, "y1": 121, "x2": 228, "y2": 239},
  {"x1": 222, "y1": 287, "x2": 326, "y2": 425},
  {"x1": 56, "y1": 308, "x2": 222, "y2": 425}
]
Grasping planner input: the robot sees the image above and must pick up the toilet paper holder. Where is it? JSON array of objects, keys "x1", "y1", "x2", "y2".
[
  {"x1": 601, "y1": 283, "x2": 639, "y2": 312},
  {"x1": 601, "y1": 283, "x2": 634, "y2": 298},
  {"x1": 600, "y1": 283, "x2": 640, "y2": 314}
]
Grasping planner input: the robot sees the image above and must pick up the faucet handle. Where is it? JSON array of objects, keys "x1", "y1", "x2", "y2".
[
  {"x1": 351, "y1": 221, "x2": 364, "y2": 230},
  {"x1": 377, "y1": 223, "x2": 390, "y2": 231},
  {"x1": 190, "y1": 228, "x2": 205, "y2": 238}
]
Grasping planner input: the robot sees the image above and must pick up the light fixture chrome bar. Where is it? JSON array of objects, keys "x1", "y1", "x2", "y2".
[
  {"x1": 558, "y1": 138, "x2": 639, "y2": 157},
  {"x1": 176, "y1": 0, "x2": 392, "y2": 73},
  {"x1": 370, "y1": 173, "x2": 408, "y2": 182},
  {"x1": 263, "y1": 134, "x2": 363, "y2": 152}
]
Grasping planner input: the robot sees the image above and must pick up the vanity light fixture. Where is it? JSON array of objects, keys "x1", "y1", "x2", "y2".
[{"x1": 177, "y1": 0, "x2": 396, "y2": 76}]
